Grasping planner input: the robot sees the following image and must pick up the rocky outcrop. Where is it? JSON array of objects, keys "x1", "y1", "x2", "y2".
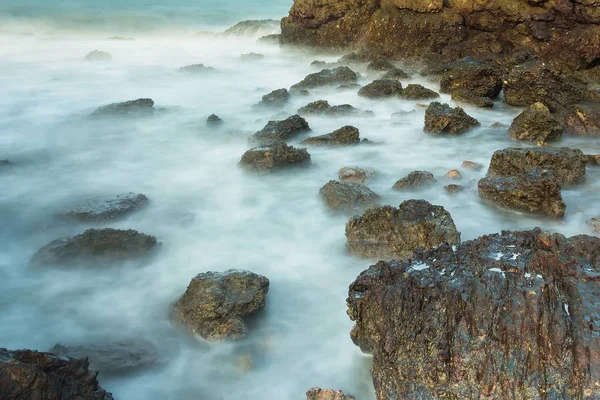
[
  {"x1": 440, "y1": 61, "x2": 502, "y2": 98},
  {"x1": 223, "y1": 19, "x2": 280, "y2": 38},
  {"x1": 301, "y1": 125, "x2": 362, "y2": 146},
  {"x1": 249, "y1": 115, "x2": 310, "y2": 145},
  {"x1": 206, "y1": 114, "x2": 223, "y2": 126},
  {"x1": 382, "y1": 67, "x2": 409, "y2": 80},
  {"x1": 424, "y1": 102, "x2": 479, "y2": 135},
  {"x1": 399, "y1": 84, "x2": 439, "y2": 100},
  {"x1": 291, "y1": 67, "x2": 357, "y2": 90},
  {"x1": 560, "y1": 104, "x2": 600, "y2": 137},
  {"x1": 172, "y1": 270, "x2": 269, "y2": 340},
  {"x1": 451, "y1": 89, "x2": 494, "y2": 108},
  {"x1": 61, "y1": 193, "x2": 149, "y2": 222},
  {"x1": 0, "y1": 348, "x2": 113, "y2": 400},
  {"x1": 358, "y1": 80, "x2": 403, "y2": 98},
  {"x1": 319, "y1": 180, "x2": 380, "y2": 215},
  {"x1": 84, "y1": 50, "x2": 112, "y2": 62},
  {"x1": 392, "y1": 170, "x2": 436, "y2": 191},
  {"x1": 306, "y1": 388, "x2": 355, "y2": 400},
  {"x1": 508, "y1": 102, "x2": 563, "y2": 143},
  {"x1": 255, "y1": 88, "x2": 289, "y2": 108},
  {"x1": 91, "y1": 98, "x2": 154, "y2": 116},
  {"x1": 347, "y1": 229, "x2": 600, "y2": 399},
  {"x1": 345, "y1": 199, "x2": 460, "y2": 260},
  {"x1": 239, "y1": 142, "x2": 311, "y2": 172},
  {"x1": 298, "y1": 100, "x2": 365, "y2": 116},
  {"x1": 179, "y1": 64, "x2": 215, "y2": 74}
]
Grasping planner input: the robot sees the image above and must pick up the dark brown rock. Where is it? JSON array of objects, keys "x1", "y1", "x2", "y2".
[
  {"x1": 440, "y1": 61, "x2": 502, "y2": 98},
  {"x1": 306, "y1": 388, "x2": 355, "y2": 400},
  {"x1": 588, "y1": 154, "x2": 600, "y2": 165},
  {"x1": 450, "y1": 89, "x2": 494, "y2": 108},
  {"x1": 291, "y1": 67, "x2": 357, "y2": 90},
  {"x1": 560, "y1": 104, "x2": 600, "y2": 137},
  {"x1": 400, "y1": 84, "x2": 439, "y2": 100},
  {"x1": 61, "y1": 193, "x2": 149, "y2": 222},
  {"x1": 239, "y1": 142, "x2": 311, "y2": 172},
  {"x1": 249, "y1": 115, "x2": 310, "y2": 145},
  {"x1": 319, "y1": 180, "x2": 380, "y2": 215},
  {"x1": 509, "y1": 102, "x2": 563, "y2": 143},
  {"x1": 424, "y1": 102, "x2": 479, "y2": 135},
  {"x1": 91, "y1": 98, "x2": 154, "y2": 116},
  {"x1": 298, "y1": 100, "x2": 364, "y2": 117},
  {"x1": 461, "y1": 160, "x2": 484, "y2": 171},
  {"x1": 358, "y1": 80, "x2": 403, "y2": 99},
  {"x1": 301, "y1": 125, "x2": 362, "y2": 146},
  {"x1": 367, "y1": 58, "x2": 394, "y2": 71},
  {"x1": 255, "y1": 88, "x2": 289, "y2": 108},
  {"x1": 444, "y1": 184, "x2": 464, "y2": 195},
  {"x1": 381, "y1": 67, "x2": 409, "y2": 80},
  {"x1": 392, "y1": 170, "x2": 436, "y2": 191},
  {"x1": 338, "y1": 167, "x2": 374, "y2": 184}
]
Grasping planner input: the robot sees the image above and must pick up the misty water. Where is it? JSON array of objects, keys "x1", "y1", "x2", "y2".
[{"x1": 1, "y1": 1, "x2": 600, "y2": 399}]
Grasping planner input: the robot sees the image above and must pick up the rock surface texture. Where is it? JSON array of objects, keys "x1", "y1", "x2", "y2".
[
  {"x1": 319, "y1": 180, "x2": 380, "y2": 215},
  {"x1": 239, "y1": 142, "x2": 311, "y2": 172}
]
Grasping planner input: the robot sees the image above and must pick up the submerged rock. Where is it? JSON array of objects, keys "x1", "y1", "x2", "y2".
[
  {"x1": 588, "y1": 154, "x2": 600, "y2": 165},
  {"x1": 301, "y1": 125, "x2": 362, "y2": 146},
  {"x1": 450, "y1": 89, "x2": 494, "y2": 108},
  {"x1": 560, "y1": 104, "x2": 600, "y2": 137},
  {"x1": 223, "y1": 19, "x2": 279, "y2": 37},
  {"x1": 32, "y1": 228, "x2": 158, "y2": 265},
  {"x1": 178, "y1": 64, "x2": 215, "y2": 73},
  {"x1": 255, "y1": 88, "x2": 289, "y2": 108},
  {"x1": 508, "y1": 102, "x2": 563, "y2": 143},
  {"x1": 444, "y1": 184, "x2": 464, "y2": 195},
  {"x1": 0, "y1": 348, "x2": 113, "y2": 400},
  {"x1": 381, "y1": 67, "x2": 409, "y2": 80},
  {"x1": 0, "y1": 159, "x2": 11, "y2": 167},
  {"x1": 461, "y1": 160, "x2": 484, "y2": 171},
  {"x1": 392, "y1": 170, "x2": 436, "y2": 191},
  {"x1": 306, "y1": 388, "x2": 355, "y2": 400},
  {"x1": 345, "y1": 199, "x2": 461, "y2": 260},
  {"x1": 249, "y1": 114, "x2": 310, "y2": 145},
  {"x1": 400, "y1": 84, "x2": 439, "y2": 100},
  {"x1": 91, "y1": 98, "x2": 154, "y2": 116},
  {"x1": 61, "y1": 193, "x2": 149, "y2": 222},
  {"x1": 257, "y1": 34, "x2": 280, "y2": 45},
  {"x1": 291, "y1": 67, "x2": 357, "y2": 90},
  {"x1": 84, "y1": 50, "x2": 112, "y2": 62},
  {"x1": 319, "y1": 180, "x2": 380, "y2": 215},
  {"x1": 445, "y1": 170, "x2": 461, "y2": 180},
  {"x1": 358, "y1": 80, "x2": 403, "y2": 99},
  {"x1": 172, "y1": 269, "x2": 269, "y2": 340},
  {"x1": 240, "y1": 52, "x2": 264, "y2": 61},
  {"x1": 424, "y1": 102, "x2": 479, "y2": 135},
  {"x1": 206, "y1": 114, "x2": 224, "y2": 126},
  {"x1": 239, "y1": 142, "x2": 310, "y2": 172},
  {"x1": 338, "y1": 167, "x2": 373, "y2": 184},
  {"x1": 440, "y1": 61, "x2": 502, "y2": 98}
]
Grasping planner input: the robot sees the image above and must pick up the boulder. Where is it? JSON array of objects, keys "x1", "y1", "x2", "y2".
[
  {"x1": 306, "y1": 388, "x2": 355, "y2": 400},
  {"x1": 367, "y1": 58, "x2": 394, "y2": 71},
  {"x1": 61, "y1": 193, "x2": 149, "y2": 222},
  {"x1": 440, "y1": 61, "x2": 502, "y2": 98},
  {"x1": 345, "y1": 199, "x2": 461, "y2": 260},
  {"x1": 298, "y1": 101, "x2": 366, "y2": 117},
  {"x1": 445, "y1": 170, "x2": 461, "y2": 180},
  {"x1": 338, "y1": 167, "x2": 373, "y2": 184},
  {"x1": 172, "y1": 270, "x2": 269, "y2": 340},
  {"x1": 450, "y1": 89, "x2": 494, "y2": 108},
  {"x1": 291, "y1": 67, "x2": 357, "y2": 90},
  {"x1": 358, "y1": 80, "x2": 403, "y2": 98},
  {"x1": 487, "y1": 147, "x2": 587, "y2": 185},
  {"x1": 444, "y1": 184, "x2": 464, "y2": 195},
  {"x1": 31, "y1": 228, "x2": 158, "y2": 265},
  {"x1": 347, "y1": 229, "x2": 600, "y2": 399},
  {"x1": 179, "y1": 64, "x2": 215, "y2": 73},
  {"x1": 249, "y1": 115, "x2": 310, "y2": 145},
  {"x1": 301, "y1": 125, "x2": 362, "y2": 146},
  {"x1": 207, "y1": 114, "x2": 224, "y2": 126},
  {"x1": 392, "y1": 170, "x2": 436, "y2": 191},
  {"x1": 381, "y1": 67, "x2": 409, "y2": 80},
  {"x1": 84, "y1": 50, "x2": 112, "y2": 62},
  {"x1": 239, "y1": 142, "x2": 311, "y2": 172},
  {"x1": 319, "y1": 180, "x2": 380, "y2": 215},
  {"x1": 223, "y1": 19, "x2": 280, "y2": 37},
  {"x1": 297, "y1": 100, "x2": 331, "y2": 115},
  {"x1": 0, "y1": 348, "x2": 113, "y2": 400},
  {"x1": 478, "y1": 169, "x2": 566, "y2": 218},
  {"x1": 424, "y1": 102, "x2": 479, "y2": 135},
  {"x1": 461, "y1": 160, "x2": 484, "y2": 171},
  {"x1": 399, "y1": 84, "x2": 439, "y2": 100},
  {"x1": 508, "y1": 102, "x2": 563, "y2": 143},
  {"x1": 91, "y1": 98, "x2": 154, "y2": 116},
  {"x1": 255, "y1": 88, "x2": 289, "y2": 108},
  {"x1": 560, "y1": 104, "x2": 600, "y2": 137}
]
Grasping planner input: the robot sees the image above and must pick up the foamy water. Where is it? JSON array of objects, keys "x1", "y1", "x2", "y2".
[{"x1": 1, "y1": 3, "x2": 600, "y2": 399}]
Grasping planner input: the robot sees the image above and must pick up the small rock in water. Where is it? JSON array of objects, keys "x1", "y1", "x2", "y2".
[
  {"x1": 62, "y1": 193, "x2": 149, "y2": 222},
  {"x1": 255, "y1": 88, "x2": 289, "y2": 108},
  {"x1": 0, "y1": 159, "x2": 11, "y2": 167},
  {"x1": 91, "y1": 98, "x2": 154, "y2": 116},
  {"x1": 587, "y1": 154, "x2": 600, "y2": 165},
  {"x1": 337, "y1": 83, "x2": 362, "y2": 91},
  {"x1": 84, "y1": 50, "x2": 112, "y2": 62},
  {"x1": 445, "y1": 170, "x2": 462, "y2": 180},
  {"x1": 509, "y1": 102, "x2": 563, "y2": 143},
  {"x1": 301, "y1": 125, "x2": 362, "y2": 146},
  {"x1": 400, "y1": 84, "x2": 439, "y2": 100},
  {"x1": 223, "y1": 19, "x2": 279, "y2": 37},
  {"x1": 392, "y1": 170, "x2": 436, "y2": 191},
  {"x1": 338, "y1": 167, "x2": 373, "y2": 184},
  {"x1": 367, "y1": 58, "x2": 394, "y2": 72},
  {"x1": 240, "y1": 52, "x2": 264, "y2": 61},
  {"x1": 490, "y1": 122, "x2": 507, "y2": 128},
  {"x1": 451, "y1": 88, "x2": 494, "y2": 108},
  {"x1": 249, "y1": 114, "x2": 310, "y2": 145},
  {"x1": 298, "y1": 100, "x2": 365, "y2": 117},
  {"x1": 444, "y1": 184, "x2": 464, "y2": 195},
  {"x1": 306, "y1": 388, "x2": 355, "y2": 400},
  {"x1": 239, "y1": 142, "x2": 310, "y2": 173},
  {"x1": 424, "y1": 102, "x2": 480, "y2": 135},
  {"x1": 206, "y1": 114, "x2": 224, "y2": 126},
  {"x1": 382, "y1": 67, "x2": 409, "y2": 80},
  {"x1": 358, "y1": 80, "x2": 403, "y2": 99},
  {"x1": 461, "y1": 160, "x2": 484, "y2": 171},
  {"x1": 587, "y1": 217, "x2": 600, "y2": 233},
  {"x1": 179, "y1": 64, "x2": 215, "y2": 74},
  {"x1": 319, "y1": 180, "x2": 380, "y2": 215},
  {"x1": 291, "y1": 67, "x2": 357, "y2": 90}
]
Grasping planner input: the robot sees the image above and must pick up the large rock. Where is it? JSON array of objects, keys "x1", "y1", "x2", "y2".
[
  {"x1": 306, "y1": 388, "x2": 355, "y2": 400},
  {"x1": 424, "y1": 102, "x2": 479, "y2": 135},
  {"x1": 487, "y1": 147, "x2": 587, "y2": 185},
  {"x1": 560, "y1": 104, "x2": 600, "y2": 137},
  {"x1": 392, "y1": 170, "x2": 436, "y2": 191},
  {"x1": 91, "y1": 98, "x2": 154, "y2": 116},
  {"x1": 508, "y1": 102, "x2": 563, "y2": 142},
  {"x1": 440, "y1": 60, "x2": 502, "y2": 98},
  {"x1": 0, "y1": 348, "x2": 113, "y2": 400},
  {"x1": 347, "y1": 229, "x2": 600, "y2": 399},
  {"x1": 249, "y1": 115, "x2": 310, "y2": 145},
  {"x1": 478, "y1": 169, "x2": 566, "y2": 218},
  {"x1": 319, "y1": 180, "x2": 380, "y2": 215},
  {"x1": 298, "y1": 100, "x2": 364, "y2": 116},
  {"x1": 399, "y1": 84, "x2": 439, "y2": 100},
  {"x1": 450, "y1": 89, "x2": 494, "y2": 108},
  {"x1": 84, "y1": 50, "x2": 112, "y2": 62},
  {"x1": 345, "y1": 199, "x2": 461, "y2": 260},
  {"x1": 172, "y1": 270, "x2": 269, "y2": 340},
  {"x1": 32, "y1": 228, "x2": 158, "y2": 265},
  {"x1": 291, "y1": 67, "x2": 357, "y2": 90},
  {"x1": 255, "y1": 88, "x2": 289, "y2": 108},
  {"x1": 358, "y1": 80, "x2": 403, "y2": 98},
  {"x1": 239, "y1": 142, "x2": 311, "y2": 172},
  {"x1": 301, "y1": 125, "x2": 362, "y2": 146},
  {"x1": 61, "y1": 193, "x2": 149, "y2": 222}
]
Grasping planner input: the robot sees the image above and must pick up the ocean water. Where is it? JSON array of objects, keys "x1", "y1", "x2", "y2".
[{"x1": 1, "y1": 1, "x2": 600, "y2": 400}]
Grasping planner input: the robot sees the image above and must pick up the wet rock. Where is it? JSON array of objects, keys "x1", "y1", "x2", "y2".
[
  {"x1": 399, "y1": 84, "x2": 439, "y2": 100},
  {"x1": 255, "y1": 88, "x2": 290, "y2": 108},
  {"x1": 49, "y1": 340, "x2": 160, "y2": 374},
  {"x1": 179, "y1": 64, "x2": 216, "y2": 73},
  {"x1": 84, "y1": 50, "x2": 112, "y2": 62},
  {"x1": 588, "y1": 217, "x2": 600, "y2": 233},
  {"x1": 347, "y1": 229, "x2": 600, "y2": 399},
  {"x1": 62, "y1": 193, "x2": 149, "y2": 222},
  {"x1": 0, "y1": 348, "x2": 113, "y2": 400},
  {"x1": 490, "y1": 122, "x2": 507, "y2": 128},
  {"x1": 367, "y1": 58, "x2": 394, "y2": 72},
  {"x1": 207, "y1": 114, "x2": 224, "y2": 126},
  {"x1": 306, "y1": 388, "x2": 355, "y2": 400},
  {"x1": 392, "y1": 170, "x2": 436, "y2": 191},
  {"x1": 560, "y1": 104, "x2": 600, "y2": 137},
  {"x1": 338, "y1": 167, "x2": 373, "y2": 184},
  {"x1": 239, "y1": 142, "x2": 311, "y2": 173},
  {"x1": 249, "y1": 114, "x2": 310, "y2": 145},
  {"x1": 424, "y1": 102, "x2": 479, "y2": 135},
  {"x1": 298, "y1": 100, "x2": 365, "y2": 117},
  {"x1": 172, "y1": 270, "x2": 269, "y2": 340},
  {"x1": 257, "y1": 34, "x2": 280, "y2": 45},
  {"x1": 381, "y1": 67, "x2": 409, "y2": 80},
  {"x1": 478, "y1": 169, "x2": 566, "y2": 218},
  {"x1": 345, "y1": 199, "x2": 461, "y2": 260},
  {"x1": 311, "y1": 60, "x2": 335, "y2": 68},
  {"x1": 588, "y1": 154, "x2": 600, "y2": 165},
  {"x1": 32, "y1": 228, "x2": 158, "y2": 265},
  {"x1": 337, "y1": 83, "x2": 362, "y2": 91},
  {"x1": 508, "y1": 102, "x2": 563, "y2": 143},
  {"x1": 91, "y1": 98, "x2": 154, "y2": 116},
  {"x1": 444, "y1": 184, "x2": 464, "y2": 194},
  {"x1": 450, "y1": 89, "x2": 494, "y2": 108},
  {"x1": 240, "y1": 52, "x2": 264, "y2": 61},
  {"x1": 461, "y1": 160, "x2": 484, "y2": 171},
  {"x1": 319, "y1": 180, "x2": 380, "y2": 215},
  {"x1": 223, "y1": 19, "x2": 280, "y2": 37},
  {"x1": 301, "y1": 125, "x2": 362, "y2": 146},
  {"x1": 291, "y1": 67, "x2": 357, "y2": 90},
  {"x1": 298, "y1": 100, "x2": 330, "y2": 115},
  {"x1": 445, "y1": 170, "x2": 461, "y2": 180},
  {"x1": 358, "y1": 80, "x2": 403, "y2": 99},
  {"x1": 487, "y1": 147, "x2": 587, "y2": 185},
  {"x1": 440, "y1": 61, "x2": 502, "y2": 98}
]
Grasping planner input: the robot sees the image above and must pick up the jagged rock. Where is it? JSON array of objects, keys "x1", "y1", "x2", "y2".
[
  {"x1": 358, "y1": 80, "x2": 403, "y2": 98},
  {"x1": 478, "y1": 169, "x2": 566, "y2": 218},
  {"x1": 257, "y1": 34, "x2": 281, "y2": 45},
  {"x1": 32, "y1": 228, "x2": 158, "y2": 265},
  {"x1": 179, "y1": 64, "x2": 215, "y2": 73},
  {"x1": 223, "y1": 19, "x2": 280, "y2": 37},
  {"x1": 255, "y1": 88, "x2": 290, "y2": 108},
  {"x1": 172, "y1": 270, "x2": 269, "y2": 340},
  {"x1": 367, "y1": 58, "x2": 394, "y2": 71},
  {"x1": 508, "y1": 102, "x2": 563, "y2": 143},
  {"x1": 444, "y1": 184, "x2": 464, "y2": 194},
  {"x1": 207, "y1": 114, "x2": 223, "y2": 126},
  {"x1": 84, "y1": 50, "x2": 112, "y2": 62},
  {"x1": 588, "y1": 154, "x2": 600, "y2": 165},
  {"x1": 298, "y1": 100, "x2": 330, "y2": 115},
  {"x1": 319, "y1": 180, "x2": 380, "y2": 215},
  {"x1": 345, "y1": 199, "x2": 461, "y2": 260},
  {"x1": 381, "y1": 67, "x2": 409, "y2": 80},
  {"x1": 239, "y1": 142, "x2": 311, "y2": 172},
  {"x1": 91, "y1": 98, "x2": 154, "y2": 116},
  {"x1": 298, "y1": 100, "x2": 365, "y2": 116},
  {"x1": 461, "y1": 160, "x2": 484, "y2": 171},
  {"x1": 400, "y1": 84, "x2": 439, "y2": 100},
  {"x1": 440, "y1": 60, "x2": 502, "y2": 98},
  {"x1": 347, "y1": 229, "x2": 600, "y2": 399},
  {"x1": 306, "y1": 388, "x2": 355, "y2": 400},
  {"x1": 424, "y1": 102, "x2": 479, "y2": 135},
  {"x1": 487, "y1": 147, "x2": 587, "y2": 185},
  {"x1": 560, "y1": 104, "x2": 600, "y2": 137},
  {"x1": 301, "y1": 125, "x2": 362, "y2": 146},
  {"x1": 291, "y1": 67, "x2": 357, "y2": 90},
  {"x1": 249, "y1": 114, "x2": 310, "y2": 145},
  {"x1": 445, "y1": 170, "x2": 461, "y2": 180},
  {"x1": 451, "y1": 89, "x2": 494, "y2": 108},
  {"x1": 240, "y1": 53, "x2": 264, "y2": 61},
  {"x1": 61, "y1": 193, "x2": 149, "y2": 222},
  {"x1": 392, "y1": 170, "x2": 436, "y2": 191},
  {"x1": 338, "y1": 167, "x2": 373, "y2": 184},
  {"x1": 0, "y1": 348, "x2": 113, "y2": 400}
]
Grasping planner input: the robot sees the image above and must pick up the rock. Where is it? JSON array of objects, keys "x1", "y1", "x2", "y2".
[
  {"x1": 301, "y1": 125, "x2": 362, "y2": 146},
  {"x1": 223, "y1": 19, "x2": 280, "y2": 37},
  {"x1": 172, "y1": 270, "x2": 269, "y2": 340},
  {"x1": 319, "y1": 180, "x2": 380, "y2": 215},
  {"x1": 461, "y1": 160, "x2": 484, "y2": 171},
  {"x1": 31, "y1": 228, "x2": 158, "y2": 265},
  {"x1": 337, "y1": 83, "x2": 362, "y2": 91},
  {"x1": 508, "y1": 102, "x2": 563, "y2": 143},
  {"x1": 487, "y1": 147, "x2": 587, "y2": 185},
  {"x1": 0, "y1": 348, "x2": 113, "y2": 400},
  {"x1": 298, "y1": 100, "x2": 364, "y2": 116},
  {"x1": 392, "y1": 170, "x2": 436, "y2": 191},
  {"x1": 49, "y1": 340, "x2": 160, "y2": 374},
  {"x1": 84, "y1": 50, "x2": 112, "y2": 62},
  {"x1": 345, "y1": 199, "x2": 461, "y2": 260},
  {"x1": 61, "y1": 193, "x2": 149, "y2": 222},
  {"x1": 440, "y1": 61, "x2": 502, "y2": 98},
  {"x1": 381, "y1": 67, "x2": 409, "y2": 80},
  {"x1": 255, "y1": 88, "x2": 290, "y2": 108},
  {"x1": 291, "y1": 67, "x2": 357, "y2": 90},
  {"x1": 367, "y1": 58, "x2": 394, "y2": 71},
  {"x1": 338, "y1": 167, "x2": 373, "y2": 184},
  {"x1": 240, "y1": 52, "x2": 264, "y2": 61},
  {"x1": 587, "y1": 217, "x2": 600, "y2": 233},
  {"x1": 478, "y1": 169, "x2": 566, "y2": 218},
  {"x1": 311, "y1": 60, "x2": 335, "y2": 68},
  {"x1": 347, "y1": 229, "x2": 600, "y2": 399},
  {"x1": 257, "y1": 34, "x2": 280, "y2": 45},
  {"x1": 249, "y1": 114, "x2": 310, "y2": 145},
  {"x1": 179, "y1": 64, "x2": 215, "y2": 73},
  {"x1": 450, "y1": 89, "x2": 494, "y2": 108},
  {"x1": 588, "y1": 154, "x2": 600, "y2": 165},
  {"x1": 424, "y1": 102, "x2": 479, "y2": 135},
  {"x1": 560, "y1": 104, "x2": 600, "y2": 137},
  {"x1": 327, "y1": 104, "x2": 365, "y2": 116},
  {"x1": 444, "y1": 184, "x2": 464, "y2": 195},
  {"x1": 399, "y1": 84, "x2": 439, "y2": 100},
  {"x1": 91, "y1": 98, "x2": 154, "y2": 116},
  {"x1": 239, "y1": 142, "x2": 311, "y2": 172},
  {"x1": 445, "y1": 170, "x2": 461, "y2": 180},
  {"x1": 207, "y1": 114, "x2": 224, "y2": 126},
  {"x1": 298, "y1": 100, "x2": 330, "y2": 115},
  {"x1": 306, "y1": 388, "x2": 355, "y2": 400},
  {"x1": 490, "y1": 122, "x2": 507, "y2": 128},
  {"x1": 358, "y1": 80, "x2": 403, "y2": 99},
  {"x1": 0, "y1": 159, "x2": 11, "y2": 167}
]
